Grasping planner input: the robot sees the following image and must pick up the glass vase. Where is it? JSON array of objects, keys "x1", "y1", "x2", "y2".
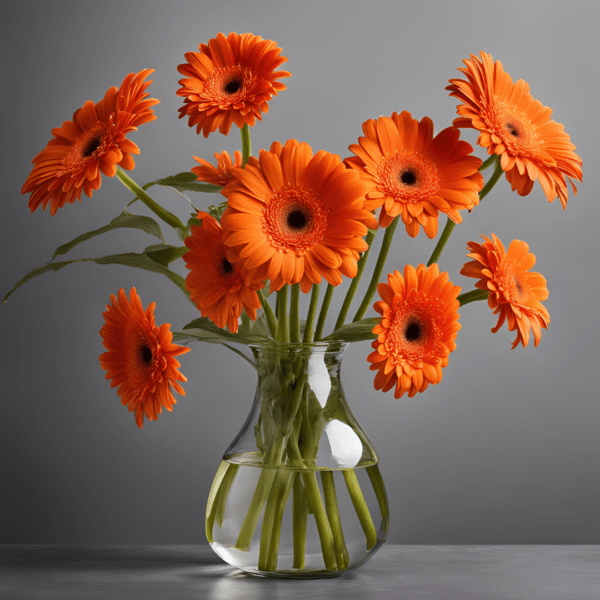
[{"x1": 205, "y1": 341, "x2": 389, "y2": 578}]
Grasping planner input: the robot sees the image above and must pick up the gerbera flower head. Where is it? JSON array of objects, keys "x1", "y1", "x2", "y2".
[
  {"x1": 447, "y1": 51, "x2": 582, "y2": 209},
  {"x1": 367, "y1": 264, "x2": 461, "y2": 398},
  {"x1": 176, "y1": 32, "x2": 291, "y2": 138},
  {"x1": 220, "y1": 139, "x2": 377, "y2": 293},
  {"x1": 22, "y1": 69, "x2": 159, "y2": 216},
  {"x1": 461, "y1": 234, "x2": 549, "y2": 349},
  {"x1": 99, "y1": 287, "x2": 190, "y2": 429},
  {"x1": 346, "y1": 111, "x2": 483, "y2": 238},
  {"x1": 191, "y1": 150, "x2": 243, "y2": 187},
  {"x1": 184, "y1": 211, "x2": 263, "y2": 333}
]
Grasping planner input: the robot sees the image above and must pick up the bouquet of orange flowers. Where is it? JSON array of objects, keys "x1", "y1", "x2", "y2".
[{"x1": 7, "y1": 32, "x2": 582, "y2": 576}]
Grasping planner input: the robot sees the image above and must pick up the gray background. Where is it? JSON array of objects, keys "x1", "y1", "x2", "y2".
[{"x1": 1, "y1": 0, "x2": 599, "y2": 544}]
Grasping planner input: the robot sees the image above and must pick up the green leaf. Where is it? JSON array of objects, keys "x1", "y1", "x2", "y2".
[
  {"x1": 187, "y1": 216, "x2": 203, "y2": 230},
  {"x1": 236, "y1": 311, "x2": 253, "y2": 337},
  {"x1": 151, "y1": 172, "x2": 222, "y2": 194},
  {"x1": 174, "y1": 316, "x2": 271, "y2": 346},
  {"x1": 127, "y1": 172, "x2": 222, "y2": 208},
  {"x1": 143, "y1": 244, "x2": 188, "y2": 267},
  {"x1": 321, "y1": 318, "x2": 379, "y2": 343},
  {"x1": 4, "y1": 251, "x2": 190, "y2": 304},
  {"x1": 186, "y1": 200, "x2": 228, "y2": 224},
  {"x1": 249, "y1": 313, "x2": 275, "y2": 339},
  {"x1": 207, "y1": 200, "x2": 228, "y2": 220},
  {"x1": 52, "y1": 210, "x2": 165, "y2": 259},
  {"x1": 167, "y1": 188, "x2": 199, "y2": 213}
]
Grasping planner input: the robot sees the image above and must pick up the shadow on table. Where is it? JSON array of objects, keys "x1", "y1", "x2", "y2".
[
  {"x1": 2, "y1": 545, "x2": 224, "y2": 572},
  {"x1": 2, "y1": 544, "x2": 361, "y2": 600},
  {"x1": 187, "y1": 566, "x2": 361, "y2": 600}
]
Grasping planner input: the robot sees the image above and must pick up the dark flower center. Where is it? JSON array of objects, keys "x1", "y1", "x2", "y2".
[
  {"x1": 400, "y1": 169, "x2": 417, "y2": 186},
  {"x1": 287, "y1": 210, "x2": 307, "y2": 230},
  {"x1": 141, "y1": 344, "x2": 153, "y2": 364},
  {"x1": 221, "y1": 257, "x2": 234, "y2": 274},
  {"x1": 405, "y1": 322, "x2": 421, "y2": 341},
  {"x1": 224, "y1": 79, "x2": 241, "y2": 94},
  {"x1": 82, "y1": 136, "x2": 102, "y2": 158},
  {"x1": 505, "y1": 123, "x2": 519, "y2": 137}
]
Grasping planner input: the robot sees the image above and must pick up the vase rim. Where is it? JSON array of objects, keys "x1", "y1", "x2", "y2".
[{"x1": 247, "y1": 340, "x2": 349, "y2": 353}]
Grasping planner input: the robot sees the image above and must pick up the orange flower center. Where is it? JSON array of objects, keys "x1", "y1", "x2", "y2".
[
  {"x1": 130, "y1": 327, "x2": 166, "y2": 392},
  {"x1": 206, "y1": 66, "x2": 256, "y2": 106},
  {"x1": 262, "y1": 187, "x2": 329, "y2": 254},
  {"x1": 497, "y1": 260, "x2": 534, "y2": 307},
  {"x1": 378, "y1": 153, "x2": 439, "y2": 203},
  {"x1": 386, "y1": 297, "x2": 443, "y2": 365},
  {"x1": 488, "y1": 100, "x2": 543, "y2": 158}
]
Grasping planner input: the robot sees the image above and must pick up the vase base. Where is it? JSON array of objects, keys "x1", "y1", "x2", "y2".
[
  {"x1": 210, "y1": 539, "x2": 386, "y2": 579},
  {"x1": 238, "y1": 566, "x2": 348, "y2": 579}
]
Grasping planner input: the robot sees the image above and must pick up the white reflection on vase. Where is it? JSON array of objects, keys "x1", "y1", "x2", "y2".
[
  {"x1": 324, "y1": 419, "x2": 363, "y2": 468},
  {"x1": 307, "y1": 352, "x2": 331, "y2": 408}
]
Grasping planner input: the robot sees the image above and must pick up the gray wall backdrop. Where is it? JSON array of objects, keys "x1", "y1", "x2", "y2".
[{"x1": 2, "y1": 0, "x2": 599, "y2": 544}]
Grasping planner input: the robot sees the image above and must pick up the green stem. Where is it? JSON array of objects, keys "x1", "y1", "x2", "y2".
[
  {"x1": 275, "y1": 285, "x2": 289, "y2": 342},
  {"x1": 343, "y1": 470, "x2": 377, "y2": 550},
  {"x1": 240, "y1": 123, "x2": 252, "y2": 167},
  {"x1": 301, "y1": 472, "x2": 338, "y2": 570},
  {"x1": 283, "y1": 375, "x2": 307, "y2": 436},
  {"x1": 479, "y1": 154, "x2": 497, "y2": 171},
  {"x1": 353, "y1": 217, "x2": 399, "y2": 322},
  {"x1": 290, "y1": 284, "x2": 301, "y2": 343},
  {"x1": 292, "y1": 476, "x2": 308, "y2": 569},
  {"x1": 235, "y1": 442, "x2": 285, "y2": 550},
  {"x1": 259, "y1": 471, "x2": 296, "y2": 572},
  {"x1": 479, "y1": 156, "x2": 504, "y2": 202},
  {"x1": 321, "y1": 471, "x2": 350, "y2": 569},
  {"x1": 335, "y1": 229, "x2": 376, "y2": 331},
  {"x1": 205, "y1": 461, "x2": 231, "y2": 543},
  {"x1": 427, "y1": 217, "x2": 456, "y2": 267},
  {"x1": 257, "y1": 290, "x2": 277, "y2": 338},
  {"x1": 214, "y1": 464, "x2": 239, "y2": 527},
  {"x1": 314, "y1": 283, "x2": 335, "y2": 341},
  {"x1": 302, "y1": 284, "x2": 320, "y2": 343},
  {"x1": 458, "y1": 289, "x2": 490, "y2": 306},
  {"x1": 116, "y1": 167, "x2": 188, "y2": 240},
  {"x1": 366, "y1": 464, "x2": 389, "y2": 536},
  {"x1": 366, "y1": 465, "x2": 388, "y2": 521}
]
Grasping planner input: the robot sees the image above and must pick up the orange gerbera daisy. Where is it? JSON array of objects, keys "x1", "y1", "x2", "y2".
[
  {"x1": 99, "y1": 287, "x2": 190, "y2": 429},
  {"x1": 22, "y1": 70, "x2": 159, "y2": 216},
  {"x1": 461, "y1": 234, "x2": 549, "y2": 349},
  {"x1": 447, "y1": 51, "x2": 582, "y2": 209},
  {"x1": 346, "y1": 111, "x2": 483, "y2": 238},
  {"x1": 177, "y1": 32, "x2": 290, "y2": 138},
  {"x1": 184, "y1": 211, "x2": 263, "y2": 333},
  {"x1": 191, "y1": 150, "x2": 243, "y2": 187},
  {"x1": 220, "y1": 139, "x2": 377, "y2": 293},
  {"x1": 367, "y1": 264, "x2": 461, "y2": 398}
]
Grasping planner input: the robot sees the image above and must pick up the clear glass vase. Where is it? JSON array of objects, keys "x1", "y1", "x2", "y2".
[{"x1": 206, "y1": 341, "x2": 389, "y2": 578}]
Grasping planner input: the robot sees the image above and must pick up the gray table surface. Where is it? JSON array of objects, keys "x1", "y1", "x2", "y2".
[{"x1": 1, "y1": 545, "x2": 599, "y2": 600}]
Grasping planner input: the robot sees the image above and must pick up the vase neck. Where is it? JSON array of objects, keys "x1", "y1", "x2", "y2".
[
  {"x1": 251, "y1": 340, "x2": 347, "y2": 368},
  {"x1": 251, "y1": 341, "x2": 347, "y2": 392},
  {"x1": 224, "y1": 341, "x2": 378, "y2": 470}
]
